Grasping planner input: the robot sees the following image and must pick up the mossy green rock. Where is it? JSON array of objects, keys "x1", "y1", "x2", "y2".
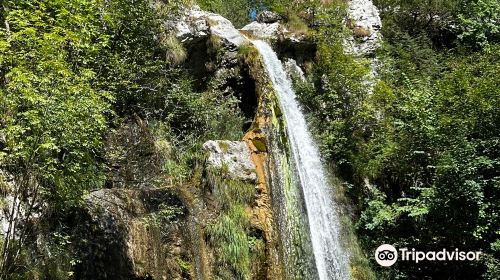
[{"x1": 252, "y1": 139, "x2": 268, "y2": 152}]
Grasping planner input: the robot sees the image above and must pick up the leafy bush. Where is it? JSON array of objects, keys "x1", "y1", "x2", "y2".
[
  {"x1": 197, "y1": 0, "x2": 253, "y2": 28},
  {"x1": 290, "y1": 0, "x2": 499, "y2": 279},
  {"x1": 0, "y1": 0, "x2": 246, "y2": 277}
]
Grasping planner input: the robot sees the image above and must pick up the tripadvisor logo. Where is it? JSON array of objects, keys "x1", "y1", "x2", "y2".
[
  {"x1": 375, "y1": 244, "x2": 398, "y2": 267},
  {"x1": 375, "y1": 244, "x2": 482, "y2": 267}
]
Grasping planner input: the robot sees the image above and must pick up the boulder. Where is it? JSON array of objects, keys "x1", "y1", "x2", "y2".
[
  {"x1": 257, "y1": 11, "x2": 282, "y2": 23},
  {"x1": 241, "y1": 21, "x2": 282, "y2": 39},
  {"x1": 203, "y1": 140, "x2": 257, "y2": 183},
  {"x1": 174, "y1": 5, "x2": 247, "y2": 48}
]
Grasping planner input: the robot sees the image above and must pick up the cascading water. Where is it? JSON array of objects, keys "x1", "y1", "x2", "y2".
[{"x1": 252, "y1": 40, "x2": 349, "y2": 280}]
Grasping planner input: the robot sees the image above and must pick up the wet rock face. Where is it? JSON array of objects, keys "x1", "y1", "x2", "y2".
[
  {"x1": 282, "y1": 58, "x2": 306, "y2": 82},
  {"x1": 257, "y1": 11, "x2": 282, "y2": 24},
  {"x1": 346, "y1": 0, "x2": 382, "y2": 56},
  {"x1": 203, "y1": 140, "x2": 257, "y2": 183},
  {"x1": 240, "y1": 21, "x2": 316, "y2": 71},
  {"x1": 72, "y1": 188, "x2": 188, "y2": 280}
]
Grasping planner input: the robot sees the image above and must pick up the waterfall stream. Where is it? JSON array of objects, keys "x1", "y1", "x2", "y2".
[{"x1": 252, "y1": 40, "x2": 349, "y2": 280}]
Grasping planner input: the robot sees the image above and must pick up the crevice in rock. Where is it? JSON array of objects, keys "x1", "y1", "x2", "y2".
[
  {"x1": 183, "y1": 38, "x2": 215, "y2": 92},
  {"x1": 276, "y1": 38, "x2": 316, "y2": 66},
  {"x1": 182, "y1": 38, "x2": 258, "y2": 133},
  {"x1": 224, "y1": 64, "x2": 258, "y2": 132}
]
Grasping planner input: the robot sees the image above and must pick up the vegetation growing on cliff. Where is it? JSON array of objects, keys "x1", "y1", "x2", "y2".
[
  {"x1": 206, "y1": 171, "x2": 263, "y2": 280},
  {"x1": 0, "y1": 0, "x2": 244, "y2": 278},
  {"x1": 285, "y1": 0, "x2": 499, "y2": 279},
  {"x1": 0, "y1": 0, "x2": 497, "y2": 279}
]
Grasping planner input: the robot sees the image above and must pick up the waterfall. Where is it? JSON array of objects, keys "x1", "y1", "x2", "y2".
[{"x1": 252, "y1": 40, "x2": 349, "y2": 280}]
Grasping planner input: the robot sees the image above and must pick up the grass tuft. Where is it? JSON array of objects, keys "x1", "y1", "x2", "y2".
[
  {"x1": 162, "y1": 34, "x2": 187, "y2": 66},
  {"x1": 286, "y1": 14, "x2": 309, "y2": 37}
]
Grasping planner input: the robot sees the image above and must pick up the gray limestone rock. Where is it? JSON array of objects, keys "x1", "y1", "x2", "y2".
[
  {"x1": 175, "y1": 5, "x2": 247, "y2": 48},
  {"x1": 203, "y1": 140, "x2": 257, "y2": 183},
  {"x1": 345, "y1": 0, "x2": 382, "y2": 56}
]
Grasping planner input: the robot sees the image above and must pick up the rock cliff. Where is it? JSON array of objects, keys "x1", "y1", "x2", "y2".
[{"x1": 0, "y1": 4, "x2": 348, "y2": 280}]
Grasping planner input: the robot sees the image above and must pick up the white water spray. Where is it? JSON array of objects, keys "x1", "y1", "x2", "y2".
[{"x1": 252, "y1": 40, "x2": 349, "y2": 280}]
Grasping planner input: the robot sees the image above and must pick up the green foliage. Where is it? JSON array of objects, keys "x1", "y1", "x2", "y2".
[
  {"x1": 296, "y1": 3, "x2": 369, "y2": 169},
  {"x1": 285, "y1": 14, "x2": 309, "y2": 36},
  {"x1": 289, "y1": 0, "x2": 499, "y2": 279},
  {"x1": 1, "y1": 230, "x2": 79, "y2": 280},
  {"x1": 197, "y1": 0, "x2": 253, "y2": 28},
  {"x1": 176, "y1": 256, "x2": 192, "y2": 274},
  {"x1": 457, "y1": 0, "x2": 500, "y2": 50},
  {"x1": 351, "y1": 44, "x2": 500, "y2": 278},
  {"x1": 0, "y1": 0, "x2": 115, "y2": 273},
  {"x1": 0, "y1": 0, "x2": 111, "y2": 204},
  {"x1": 39, "y1": 232, "x2": 79, "y2": 280},
  {"x1": 206, "y1": 169, "x2": 261, "y2": 280},
  {"x1": 358, "y1": 35, "x2": 499, "y2": 280},
  {"x1": 143, "y1": 203, "x2": 184, "y2": 227},
  {"x1": 0, "y1": 0, "x2": 246, "y2": 277},
  {"x1": 373, "y1": 0, "x2": 461, "y2": 51},
  {"x1": 208, "y1": 205, "x2": 252, "y2": 279},
  {"x1": 375, "y1": 0, "x2": 499, "y2": 49}
]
